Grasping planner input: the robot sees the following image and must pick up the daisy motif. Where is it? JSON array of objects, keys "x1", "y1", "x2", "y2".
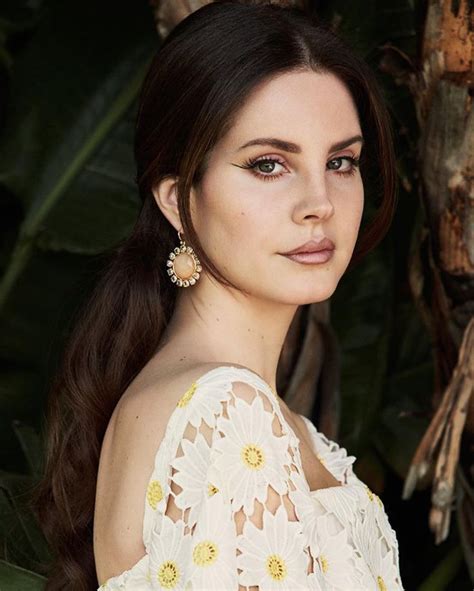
[
  {"x1": 143, "y1": 468, "x2": 171, "y2": 548},
  {"x1": 147, "y1": 515, "x2": 192, "y2": 589},
  {"x1": 287, "y1": 469, "x2": 321, "y2": 559},
  {"x1": 146, "y1": 479, "x2": 165, "y2": 511},
  {"x1": 298, "y1": 416, "x2": 355, "y2": 480},
  {"x1": 186, "y1": 491, "x2": 238, "y2": 590},
  {"x1": 353, "y1": 481, "x2": 379, "y2": 512},
  {"x1": 97, "y1": 553, "x2": 151, "y2": 590},
  {"x1": 313, "y1": 433, "x2": 356, "y2": 484},
  {"x1": 351, "y1": 509, "x2": 403, "y2": 591},
  {"x1": 169, "y1": 431, "x2": 216, "y2": 529},
  {"x1": 178, "y1": 380, "x2": 230, "y2": 430},
  {"x1": 354, "y1": 483, "x2": 402, "y2": 577},
  {"x1": 237, "y1": 503, "x2": 309, "y2": 590},
  {"x1": 311, "y1": 483, "x2": 361, "y2": 529},
  {"x1": 312, "y1": 513, "x2": 357, "y2": 591},
  {"x1": 307, "y1": 570, "x2": 327, "y2": 591},
  {"x1": 372, "y1": 496, "x2": 401, "y2": 562},
  {"x1": 212, "y1": 394, "x2": 292, "y2": 516}
]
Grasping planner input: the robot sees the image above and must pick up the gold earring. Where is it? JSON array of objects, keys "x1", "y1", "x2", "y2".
[{"x1": 166, "y1": 230, "x2": 202, "y2": 287}]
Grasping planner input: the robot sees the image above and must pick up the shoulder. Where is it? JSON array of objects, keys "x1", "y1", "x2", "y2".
[
  {"x1": 111, "y1": 361, "x2": 235, "y2": 425},
  {"x1": 132, "y1": 360, "x2": 279, "y2": 412},
  {"x1": 111, "y1": 359, "x2": 277, "y2": 429},
  {"x1": 94, "y1": 361, "x2": 225, "y2": 581},
  {"x1": 94, "y1": 361, "x2": 283, "y2": 583},
  {"x1": 101, "y1": 361, "x2": 274, "y2": 472},
  {"x1": 100, "y1": 360, "x2": 282, "y2": 494}
]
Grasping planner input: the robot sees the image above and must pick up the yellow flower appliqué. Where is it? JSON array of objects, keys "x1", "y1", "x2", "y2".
[
  {"x1": 208, "y1": 482, "x2": 219, "y2": 496},
  {"x1": 177, "y1": 382, "x2": 198, "y2": 407},
  {"x1": 319, "y1": 554, "x2": 329, "y2": 573},
  {"x1": 365, "y1": 485, "x2": 384, "y2": 508},
  {"x1": 157, "y1": 560, "x2": 181, "y2": 589},
  {"x1": 241, "y1": 443, "x2": 265, "y2": 469},
  {"x1": 192, "y1": 540, "x2": 219, "y2": 566},
  {"x1": 266, "y1": 554, "x2": 287, "y2": 581},
  {"x1": 377, "y1": 575, "x2": 387, "y2": 591},
  {"x1": 147, "y1": 479, "x2": 164, "y2": 509}
]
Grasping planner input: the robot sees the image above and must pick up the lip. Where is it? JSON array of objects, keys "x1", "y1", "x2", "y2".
[
  {"x1": 283, "y1": 249, "x2": 334, "y2": 264},
  {"x1": 281, "y1": 237, "x2": 335, "y2": 255}
]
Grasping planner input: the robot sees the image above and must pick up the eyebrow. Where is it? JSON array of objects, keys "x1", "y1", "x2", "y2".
[{"x1": 237, "y1": 134, "x2": 364, "y2": 154}]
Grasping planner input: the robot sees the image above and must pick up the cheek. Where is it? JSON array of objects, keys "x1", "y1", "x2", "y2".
[
  {"x1": 191, "y1": 177, "x2": 265, "y2": 265},
  {"x1": 341, "y1": 180, "x2": 364, "y2": 224}
]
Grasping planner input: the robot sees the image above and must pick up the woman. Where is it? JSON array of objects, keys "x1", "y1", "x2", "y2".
[{"x1": 31, "y1": 1, "x2": 403, "y2": 589}]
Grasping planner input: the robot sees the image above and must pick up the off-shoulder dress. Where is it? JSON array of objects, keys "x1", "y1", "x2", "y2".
[{"x1": 97, "y1": 364, "x2": 404, "y2": 590}]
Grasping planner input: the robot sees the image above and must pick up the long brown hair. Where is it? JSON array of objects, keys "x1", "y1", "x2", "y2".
[{"x1": 29, "y1": 1, "x2": 397, "y2": 588}]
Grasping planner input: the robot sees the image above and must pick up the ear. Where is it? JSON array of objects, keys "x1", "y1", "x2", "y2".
[{"x1": 151, "y1": 176, "x2": 182, "y2": 232}]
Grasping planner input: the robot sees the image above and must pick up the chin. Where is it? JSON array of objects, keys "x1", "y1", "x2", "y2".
[
  {"x1": 306, "y1": 274, "x2": 340, "y2": 301},
  {"x1": 274, "y1": 280, "x2": 338, "y2": 306}
]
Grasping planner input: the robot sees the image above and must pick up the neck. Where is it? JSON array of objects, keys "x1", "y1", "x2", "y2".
[{"x1": 157, "y1": 275, "x2": 298, "y2": 391}]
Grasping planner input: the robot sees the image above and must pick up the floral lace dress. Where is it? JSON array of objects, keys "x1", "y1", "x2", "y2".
[{"x1": 98, "y1": 365, "x2": 404, "y2": 590}]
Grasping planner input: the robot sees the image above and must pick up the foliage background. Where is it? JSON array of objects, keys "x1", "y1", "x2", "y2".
[{"x1": 0, "y1": 0, "x2": 470, "y2": 588}]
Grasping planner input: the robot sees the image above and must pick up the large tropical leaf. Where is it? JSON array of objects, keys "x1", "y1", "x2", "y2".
[
  {"x1": 0, "y1": 559, "x2": 46, "y2": 590},
  {"x1": 0, "y1": 470, "x2": 50, "y2": 569},
  {"x1": 0, "y1": 0, "x2": 157, "y2": 567}
]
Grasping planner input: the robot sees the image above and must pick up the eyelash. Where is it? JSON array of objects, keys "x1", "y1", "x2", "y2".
[{"x1": 239, "y1": 155, "x2": 361, "y2": 182}]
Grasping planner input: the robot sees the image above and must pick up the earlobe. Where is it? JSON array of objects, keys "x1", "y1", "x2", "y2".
[{"x1": 151, "y1": 176, "x2": 181, "y2": 231}]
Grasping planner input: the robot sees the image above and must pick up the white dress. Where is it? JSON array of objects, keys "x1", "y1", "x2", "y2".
[{"x1": 98, "y1": 365, "x2": 404, "y2": 590}]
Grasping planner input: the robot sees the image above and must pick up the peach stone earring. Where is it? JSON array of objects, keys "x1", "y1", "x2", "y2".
[{"x1": 166, "y1": 230, "x2": 202, "y2": 287}]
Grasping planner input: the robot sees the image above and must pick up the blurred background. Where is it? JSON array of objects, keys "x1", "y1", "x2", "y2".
[{"x1": 0, "y1": 0, "x2": 472, "y2": 589}]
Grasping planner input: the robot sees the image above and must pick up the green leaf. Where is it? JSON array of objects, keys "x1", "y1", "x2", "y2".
[
  {"x1": 372, "y1": 293, "x2": 434, "y2": 479},
  {"x1": 417, "y1": 545, "x2": 464, "y2": 591},
  {"x1": 11, "y1": 421, "x2": 44, "y2": 477},
  {"x1": 331, "y1": 236, "x2": 394, "y2": 455},
  {"x1": 0, "y1": 364, "x2": 45, "y2": 475},
  {"x1": 0, "y1": 471, "x2": 50, "y2": 567},
  {"x1": 0, "y1": 559, "x2": 45, "y2": 590},
  {"x1": 0, "y1": 0, "x2": 157, "y2": 307}
]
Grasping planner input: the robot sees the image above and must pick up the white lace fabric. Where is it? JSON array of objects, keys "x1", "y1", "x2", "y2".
[{"x1": 98, "y1": 365, "x2": 404, "y2": 590}]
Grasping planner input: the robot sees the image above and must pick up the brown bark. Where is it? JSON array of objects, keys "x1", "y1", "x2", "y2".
[{"x1": 392, "y1": 0, "x2": 474, "y2": 570}]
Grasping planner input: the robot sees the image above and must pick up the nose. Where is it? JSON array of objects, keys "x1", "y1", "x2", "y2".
[{"x1": 292, "y1": 175, "x2": 334, "y2": 223}]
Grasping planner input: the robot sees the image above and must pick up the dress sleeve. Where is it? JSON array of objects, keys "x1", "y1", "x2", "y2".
[
  {"x1": 99, "y1": 369, "x2": 320, "y2": 590},
  {"x1": 152, "y1": 372, "x2": 318, "y2": 591},
  {"x1": 200, "y1": 377, "x2": 316, "y2": 591}
]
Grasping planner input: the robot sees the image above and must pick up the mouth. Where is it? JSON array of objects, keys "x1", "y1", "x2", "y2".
[
  {"x1": 280, "y1": 237, "x2": 335, "y2": 264},
  {"x1": 281, "y1": 249, "x2": 334, "y2": 264}
]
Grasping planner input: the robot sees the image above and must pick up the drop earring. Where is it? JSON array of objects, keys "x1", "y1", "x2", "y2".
[{"x1": 166, "y1": 230, "x2": 202, "y2": 287}]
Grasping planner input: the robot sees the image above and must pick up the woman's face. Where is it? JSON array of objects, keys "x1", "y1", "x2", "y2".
[{"x1": 190, "y1": 69, "x2": 365, "y2": 305}]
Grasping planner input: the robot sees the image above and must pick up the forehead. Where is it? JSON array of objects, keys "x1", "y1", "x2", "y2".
[{"x1": 223, "y1": 70, "x2": 361, "y2": 152}]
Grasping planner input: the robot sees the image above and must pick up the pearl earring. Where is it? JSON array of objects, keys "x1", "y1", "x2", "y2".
[{"x1": 166, "y1": 230, "x2": 202, "y2": 287}]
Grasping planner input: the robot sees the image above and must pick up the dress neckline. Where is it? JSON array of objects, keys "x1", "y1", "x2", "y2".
[{"x1": 192, "y1": 364, "x2": 358, "y2": 496}]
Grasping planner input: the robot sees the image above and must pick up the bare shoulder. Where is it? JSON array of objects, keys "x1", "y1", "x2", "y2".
[
  {"x1": 93, "y1": 359, "x2": 226, "y2": 584},
  {"x1": 109, "y1": 359, "x2": 235, "y2": 432}
]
